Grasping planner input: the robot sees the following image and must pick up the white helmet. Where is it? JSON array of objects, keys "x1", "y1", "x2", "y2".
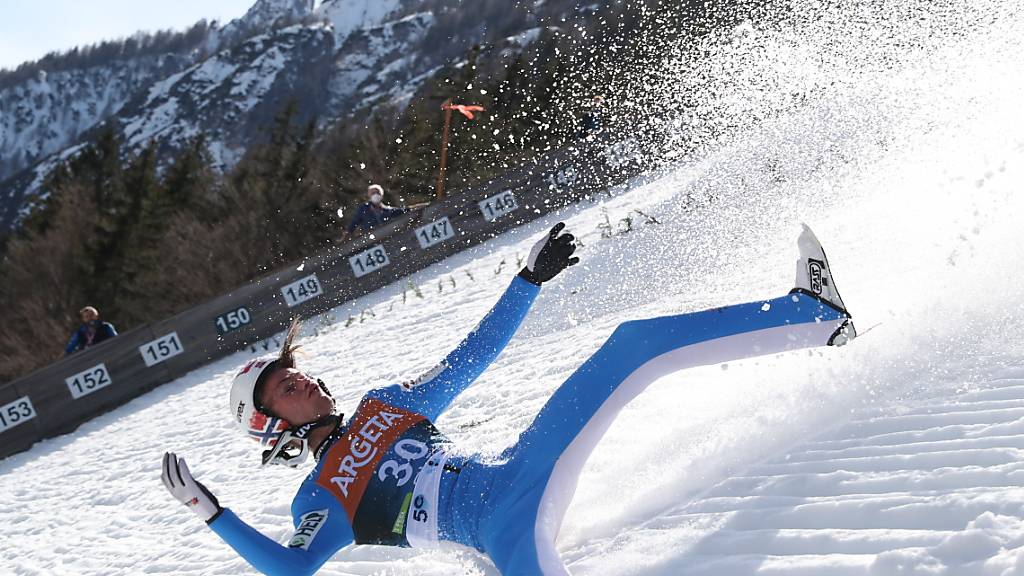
[
  {"x1": 229, "y1": 354, "x2": 338, "y2": 467},
  {"x1": 229, "y1": 356, "x2": 291, "y2": 447}
]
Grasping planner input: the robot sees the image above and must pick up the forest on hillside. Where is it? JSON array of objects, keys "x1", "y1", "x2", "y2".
[{"x1": 0, "y1": 21, "x2": 217, "y2": 90}]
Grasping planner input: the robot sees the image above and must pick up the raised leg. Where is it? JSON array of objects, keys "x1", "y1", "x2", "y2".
[{"x1": 483, "y1": 226, "x2": 854, "y2": 574}]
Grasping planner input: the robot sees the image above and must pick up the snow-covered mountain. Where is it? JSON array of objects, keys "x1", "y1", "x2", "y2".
[
  {"x1": 112, "y1": 7, "x2": 441, "y2": 172},
  {"x1": 0, "y1": 0, "x2": 318, "y2": 186},
  {"x1": 116, "y1": 23, "x2": 337, "y2": 171},
  {"x1": 0, "y1": 55, "x2": 194, "y2": 181},
  {"x1": 0, "y1": 0, "x2": 558, "y2": 230},
  {"x1": 216, "y1": 0, "x2": 316, "y2": 48}
]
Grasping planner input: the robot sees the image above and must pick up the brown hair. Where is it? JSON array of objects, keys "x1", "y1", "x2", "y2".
[
  {"x1": 277, "y1": 317, "x2": 303, "y2": 368},
  {"x1": 253, "y1": 318, "x2": 303, "y2": 415}
]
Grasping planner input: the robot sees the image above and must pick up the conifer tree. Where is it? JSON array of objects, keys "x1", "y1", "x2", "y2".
[
  {"x1": 118, "y1": 135, "x2": 216, "y2": 322},
  {"x1": 100, "y1": 141, "x2": 159, "y2": 319}
]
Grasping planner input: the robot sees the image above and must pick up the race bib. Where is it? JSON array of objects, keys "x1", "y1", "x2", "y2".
[
  {"x1": 315, "y1": 397, "x2": 450, "y2": 546},
  {"x1": 404, "y1": 449, "x2": 450, "y2": 548}
]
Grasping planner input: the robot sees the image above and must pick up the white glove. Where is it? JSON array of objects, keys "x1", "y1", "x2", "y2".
[{"x1": 161, "y1": 452, "x2": 223, "y2": 523}]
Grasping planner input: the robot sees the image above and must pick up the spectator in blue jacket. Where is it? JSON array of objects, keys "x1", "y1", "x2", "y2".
[
  {"x1": 341, "y1": 185, "x2": 428, "y2": 241},
  {"x1": 65, "y1": 306, "x2": 117, "y2": 355}
]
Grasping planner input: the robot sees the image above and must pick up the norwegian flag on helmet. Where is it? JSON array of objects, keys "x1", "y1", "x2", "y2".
[
  {"x1": 238, "y1": 358, "x2": 270, "y2": 377},
  {"x1": 248, "y1": 411, "x2": 290, "y2": 446}
]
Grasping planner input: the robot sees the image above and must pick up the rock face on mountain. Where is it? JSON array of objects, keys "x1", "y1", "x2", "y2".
[
  {"x1": 216, "y1": 0, "x2": 316, "y2": 47},
  {"x1": 116, "y1": 23, "x2": 337, "y2": 171},
  {"x1": 0, "y1": 0, "x2": 578, "y2": 230},
  {"x1": 0, "y1": 56, "x2": 191, "y2": 180},
  {"x1": 0, "y1": 0, "x2": 317, "y2": 185}
]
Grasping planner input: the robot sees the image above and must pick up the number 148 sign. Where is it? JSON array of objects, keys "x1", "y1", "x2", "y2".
[{"x1": 349, "y1": 245, "x2": 390, "y2": 278}]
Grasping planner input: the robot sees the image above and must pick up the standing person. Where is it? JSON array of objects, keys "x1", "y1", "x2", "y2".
[
  {"x1": 65, "y1": 306, "x2": 117, "y2": 355},
  {"x1": 162, "y1": 224, "x2": 855, "y2": 575},
  {"x1": 341, "y1": 184, "x2": 428, "y2": 241}
]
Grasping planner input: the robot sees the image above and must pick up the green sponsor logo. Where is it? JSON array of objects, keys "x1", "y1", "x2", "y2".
[{"x1": 392, "y1": 492, "x2": 413, "y2": 534}]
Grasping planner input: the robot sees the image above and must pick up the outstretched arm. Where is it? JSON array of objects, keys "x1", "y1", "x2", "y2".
[
  {"x1": 208, "y1": 504, "x2": 352, "y2": 576},
  {"x1": 369, "y1": 273, "x2": 539, "y2": 420},
  {"x1": 163, "y1": 453, "x2": 352, "y2": 576},
  {"x1": 370, "y1": 222, "x2": 579, "y2": 421}
]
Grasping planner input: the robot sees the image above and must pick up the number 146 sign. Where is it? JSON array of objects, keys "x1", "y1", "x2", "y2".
[{"x1": 478, "y1": 190, "x2": 518, "y2": 222}]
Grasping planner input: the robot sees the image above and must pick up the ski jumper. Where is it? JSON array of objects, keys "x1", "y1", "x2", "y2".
[{"x1": 207, "y1": 275, "x2": 851, "y2": 575}]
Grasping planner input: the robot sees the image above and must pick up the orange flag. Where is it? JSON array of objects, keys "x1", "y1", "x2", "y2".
[{"x1": 443, "y1": 102, "x2": 485, "y2": 120}]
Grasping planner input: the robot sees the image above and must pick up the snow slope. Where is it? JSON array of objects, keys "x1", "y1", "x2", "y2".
[{"x1": 2, "y1": 0, "x2": 1024, "y2": 574}]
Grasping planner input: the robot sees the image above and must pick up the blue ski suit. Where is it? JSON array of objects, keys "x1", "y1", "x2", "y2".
[{"x1": 208, "y1": 275, "x2": 851, "y2": 575}]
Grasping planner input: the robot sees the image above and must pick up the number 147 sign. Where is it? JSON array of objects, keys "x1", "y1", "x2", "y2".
[{"x1": 414, "y1": 217, "x2": 455, "y2": 249}]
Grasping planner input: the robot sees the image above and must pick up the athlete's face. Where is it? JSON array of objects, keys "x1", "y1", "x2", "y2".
[{"x1": 260, "y1": 367, "x2": 333, "y2": 425}]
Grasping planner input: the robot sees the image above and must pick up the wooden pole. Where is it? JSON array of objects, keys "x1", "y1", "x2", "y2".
[{"x1": 436, "y1": 99, "x2": 454, "y2": 200}]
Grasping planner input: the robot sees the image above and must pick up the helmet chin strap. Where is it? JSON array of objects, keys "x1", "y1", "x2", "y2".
[
  {"x1": 261, "y1": 413, "x2": 338, "y2": 467},
  {"x1": 261, "y1": 379, "x2": 340, "y2": 468}
]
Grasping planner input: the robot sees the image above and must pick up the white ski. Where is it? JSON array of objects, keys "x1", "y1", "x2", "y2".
[{"x1": 794, "y1": 224, "x2": 857, "y2": 346}]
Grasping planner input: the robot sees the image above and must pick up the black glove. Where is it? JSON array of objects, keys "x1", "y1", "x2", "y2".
[{"x1": 518, "y1": 222, "x2": 579, "y2": 285}]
